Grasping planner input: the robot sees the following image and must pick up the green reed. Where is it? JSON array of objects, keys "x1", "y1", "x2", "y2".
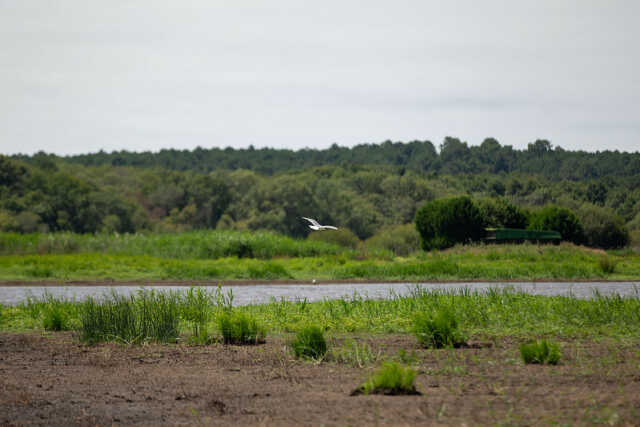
[
  {"x1": 0, "y1": 230, "x2": 345, "y2": 259},
  {"x1": 79, "y1": 289, "x2": 181, "y2": 344},
  {"x1": 3, "y1": 286, "x2": 640, "y2": 342},
  {"x1": 245, "y1": 285, "x2": 640, "y2": 338}
]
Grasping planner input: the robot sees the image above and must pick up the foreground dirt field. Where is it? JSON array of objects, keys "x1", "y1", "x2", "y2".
[{"x1": 1, "y1": 332, "x2": 639, "y2": 426}]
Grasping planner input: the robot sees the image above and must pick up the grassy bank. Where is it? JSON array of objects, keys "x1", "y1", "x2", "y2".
[
  {"x1": 1, "y1": 230, "x2": 639, "y2": 282},
  {"x1": 2, "y1": 286, "x2": 640, "y2": 340},
  {"x1": 246, "y1": 285, "x2": 640, "y2": 338},
  {"x1": 0, "y1": 243, "x2": 639, "y2": 282},
  {"x1": 3, "y1": 286, "x2": 639, "y2": 424}
]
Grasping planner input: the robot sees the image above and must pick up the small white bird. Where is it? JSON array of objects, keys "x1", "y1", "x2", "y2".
[{"x1": 302, "y1": 217, "x2": 338, "y2": 231}]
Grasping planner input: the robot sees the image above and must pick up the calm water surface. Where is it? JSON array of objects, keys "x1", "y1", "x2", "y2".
[{"x1": 1, "y1": 282, "x2": 639, "y2": 306}]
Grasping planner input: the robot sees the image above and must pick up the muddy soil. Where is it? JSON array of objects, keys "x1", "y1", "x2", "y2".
[{"x1": 1, "y1": 332, "x2": 639, "y2": 426}]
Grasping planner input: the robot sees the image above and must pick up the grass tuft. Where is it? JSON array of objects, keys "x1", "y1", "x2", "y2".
[
  {"x1": 520, "y1": 340, "x2": 561, "y2": 365},
  {"x1": 42, "y1": 304, "x2": 71, "y2": 331},
  {"x1": 291, "y1": 325, "x2": 328, "y2": 360},
  {"x1": 353, "y1": 362, "x2": 420, "y2": 395},
  {"x1": 217, "y1": 311, "x2": 266, "y2": 345},
  {"x1": 413, "y1": 308, "x2": 464, "y2": 348}
]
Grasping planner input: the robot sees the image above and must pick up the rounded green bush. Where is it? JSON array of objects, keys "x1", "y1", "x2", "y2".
[
  {"x1": 576, "y1": 204, "x2": 629, "y2": 249},
  {"x1": 414, "y1": 196, "x2": 485, "y2": 251}
]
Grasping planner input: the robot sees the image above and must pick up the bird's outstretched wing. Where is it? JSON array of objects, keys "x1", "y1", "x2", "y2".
[
  {"x1": 322, "y1": 226, "x2": 338, "y2": 230},
  {"x1": 302, "y1": 217, "x2": 321, "y2": 227}
]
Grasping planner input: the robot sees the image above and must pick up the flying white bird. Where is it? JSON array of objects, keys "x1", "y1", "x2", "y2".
[{"x1": 302, "y1": 217, "x2": 338, "y2": 231}]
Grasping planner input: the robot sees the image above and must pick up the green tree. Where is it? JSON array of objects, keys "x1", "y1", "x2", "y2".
[
  {"x1": 414, "y1": 196, "x2": 485, "y2": 250},
  {"x1": 476, "y1": 197, "x2": 528, "y2": 229},
  {"x1": 0, "y1": 155, "x2": 28, "y2": 188},
  {"x1": 528, "y1": 205, "x2": 584, "y2": 244},
  {"x1": 576, "y1": 204, "x2": 629, "y2": 249}
]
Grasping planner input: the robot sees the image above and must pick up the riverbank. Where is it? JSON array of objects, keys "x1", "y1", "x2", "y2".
[
  {"x1": 2, "y1": 278, "x2": 640, "y2": 287},
  {"x1": 1, "y1": 243, "x2": 639, "y2": 283},
  {"x1": 2, "y1": 285, "x2": 639, "y2": 425}
]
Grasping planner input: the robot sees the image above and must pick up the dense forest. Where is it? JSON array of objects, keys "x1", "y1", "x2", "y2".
[
  {"x1": 12, "y1": 138, "x2": 640, "y2": 179},
  {"x1": 2, "y1": 137, "x2": 640, "y2": 249}
]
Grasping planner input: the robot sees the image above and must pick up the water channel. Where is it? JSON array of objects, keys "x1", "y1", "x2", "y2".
[{"x1": 1, "y1": 281, "x2": 639, "y2": 306}]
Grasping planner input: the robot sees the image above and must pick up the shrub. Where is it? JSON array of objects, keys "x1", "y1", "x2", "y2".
[
  {"x1": 307, "y1": 228, "x2": 360, "y2": 249},
  {"x1": 476, "y1": 197, "x2": 529, "y2": 229},
  {"x1": 528, "y1": 205, "x2": 584, "y2": 245},
  {"x1": 354, "y1": 362, "x2": 420, "y2": 395},
  {"x1": 218, "y1": 312, "x2": 265, "y2": 345},
  {"x1": 291, "y1": 325, "x2": 328, "y2": 359},
  {"x1": 365, "y1": 224, "x2": 421, "y2": 257},
  {"x1": 520, "y1": 340, "x2": 561, "y2": 365},
  {"x1": 414, "y1": 196, "x2": 485, "y2": 251},
  {"x1": 576, "y1": 204, "x2": 629, "y2": 249},
  {"x1": 413, "y1": 308, "x2": 463, "y2": 348}
]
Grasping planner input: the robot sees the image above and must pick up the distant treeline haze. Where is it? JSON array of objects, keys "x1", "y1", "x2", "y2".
[{"x1": 2, "y1": 138, "x2": 639, "y2": 249}]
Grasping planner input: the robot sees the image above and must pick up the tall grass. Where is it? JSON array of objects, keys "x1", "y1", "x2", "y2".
[
  {"x1": 181, "y1": 287, "x2": 215, "y2": 344},
  {"x1": 0, "y1": 230, "x2": 345, "y2": 259},
  {"x1": 3, "y1": 286, "x2": 640, "y2": 342},
  {"x1": 246, "y1": 285, "x2": 640, "y2": 338},
  {"x1": 79, "y1": 289, "x2": 181, "y2": 344},
  {"x1": 1, "y1": 239, "x2": 639, "y2": 281}
]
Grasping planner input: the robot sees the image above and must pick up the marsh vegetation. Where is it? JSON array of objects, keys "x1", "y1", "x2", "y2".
[{"x1": 1, "y1": 230, "x2": 639, "y2": 282}]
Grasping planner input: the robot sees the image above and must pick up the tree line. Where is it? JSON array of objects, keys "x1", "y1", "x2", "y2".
[
  {"x1": 12, "y1": 137, "x2": 640, "y2": 180},
  {"x1": 1, "y1": 138, "x2": 639, "y2": 250}
]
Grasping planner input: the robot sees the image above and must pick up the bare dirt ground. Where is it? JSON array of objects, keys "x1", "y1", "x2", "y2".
[{"x1": 1, "y1": 332, "x2": 639, "y2": 426}]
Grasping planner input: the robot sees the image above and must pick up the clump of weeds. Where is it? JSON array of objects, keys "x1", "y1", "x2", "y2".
[
  {"x1": 352, "y1": 361, "x2": 421, "y2": 395},
  {"x1": 290, "y1": 325, "x2": 328, "y2": 360},
  {"x1": 217, "y1": 311, "x2": 266, "y2": 345},
  {"x1": 182, "y1": 286, "x2": 214, "y2": 345},
  {"x1": 520, "y1": 339, "x2": 561, "y2": 365},
  {"x1": 413, "y1": 308, "x2": 465, "y2": 348}
]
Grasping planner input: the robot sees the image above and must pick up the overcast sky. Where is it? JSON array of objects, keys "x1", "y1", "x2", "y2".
[{"x1": 1, "y1": 1, "x2": 638, "y2": 156}]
